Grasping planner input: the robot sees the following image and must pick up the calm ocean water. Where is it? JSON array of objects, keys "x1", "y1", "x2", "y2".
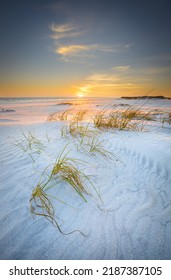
[
  {"x1": 0, "y1": 96, "x2": 114, "y2": 125},
  {"x1": 0, "y1": 97, "x2": 83, "y2": 105}
]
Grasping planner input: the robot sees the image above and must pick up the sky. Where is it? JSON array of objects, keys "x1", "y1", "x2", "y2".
[{"x1": 0, "y1": 0, "x2": 171, "y2": 98}]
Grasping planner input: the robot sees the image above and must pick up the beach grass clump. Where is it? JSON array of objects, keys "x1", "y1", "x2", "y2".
[
  {"x1": 50, "y1": 147, "x2": 101, "y2": 202},
  {"x1": 69, "y1": 121, "x2": 95, "y2": 138},
  {"x1": 58, "y1": 109, "x2": 72, "y2": 121},
  {"x1": 161, "y1": 112, "x2": 171, "y2": 126},
  {"x1": 84, "y1": 135, "x2": 113, "y2": 159},
  {"x1": 21, "y1": 130, "x2": 43, "y2": 150},
  {"x1": 16, "y1": 130, "x2": 44, "y2": 161},
  {"x1": 93, "y1": 109, "x2": 108, "y2": 129},
  {"x1": 61, "y1": 120, "x2": 96, "y2": 140},
  {"x1": 48, "y1": 110, "x2": 87, "y2": 123},
  {"x1": 139, "y1": 112, "x2": 154, "y2": 121},
  {"x1": 93, "y1": 107, "x2": 146, "y2": 131},
  {"x1": 122, "y1": 109, "x2": 154, "y2": 121},
  {"x1": 72, "y1": 110, "x2": 87, "y2": 122},
  {"x1": 47, "y1": 109, "x2": 72, "y2": 122},
  {"x1": 47, "y1": 112, "x2": 58, "y2": 122},
  {"x1": 29, "y1": 183, "x2": 85, "y2": 236},
  {"x1": 51, "y1": 157, "x2": 88, "y2": 202},
  {"x1": 29, "y1": 147, "x2": 101, "y2": 234},
  {"x1": 121, "y1": 109, "x2": 141, "y2": 119},
  {"x1": 30, "y1": 184, "x2": 56, "y2": 227},
  {"x1": 169, "y1": 113, "x2": 171, "y2": 124},
  {"x1": 109, "y1": 110, "x2": 134, "y2": 130}
]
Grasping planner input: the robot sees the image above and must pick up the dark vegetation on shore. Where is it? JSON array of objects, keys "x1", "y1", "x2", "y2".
[{"x1": 121, "y1": 95, "x2": 171, "y2": 100}]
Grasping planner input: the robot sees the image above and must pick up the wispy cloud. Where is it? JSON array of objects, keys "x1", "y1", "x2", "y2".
[
  {"x1": 49, "y1": 23, "x2": 84, "y2": 40},
  {"x1": 49, "y1": 22, "x2": 123, "y2": 62},
  {"x1": 112, "y1": 65, "x2": 130, "y2": 71},
  {"x1": 86, "y1": 73, "x2": 120, "y2": 82},
  {"x1": 76, "y1": 82, "x2": 143, "y2": 97},
  {"x1": 50, "y1": 23, "x2": 75, "y2": 33},
  {"x1": 50, "y1": 31, "x2": 83, "y2": 40},
  {"x1": 55, "y1": 44, "x2": 117, "y2": 59},
  {"x1": 56, "y1": 45, "x2": 91, "y2": 55},
  {"x1": 76, "y1": 69, "x2": 147, "y2": 97}
]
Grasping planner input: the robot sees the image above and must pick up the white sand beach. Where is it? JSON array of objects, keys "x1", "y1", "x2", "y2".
[{"x1": 0, "y1": 97, "x2": 171, "y2": 260}]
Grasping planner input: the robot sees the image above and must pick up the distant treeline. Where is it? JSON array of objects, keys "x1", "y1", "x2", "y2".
[{"x1": 121, "y1": 96, "x2": 171, "y2": 100}]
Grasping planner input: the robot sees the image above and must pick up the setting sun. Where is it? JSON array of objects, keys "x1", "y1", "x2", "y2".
[{"x1": 77, "y1": 93, "x2": 84, "y2": 98}]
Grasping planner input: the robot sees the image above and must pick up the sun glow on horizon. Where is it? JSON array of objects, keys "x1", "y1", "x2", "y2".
[{"x1": 77, "y1": 93, "x2": 84, "y2": 98}]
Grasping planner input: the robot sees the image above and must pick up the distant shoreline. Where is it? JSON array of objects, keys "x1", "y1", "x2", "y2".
[{"x1": 121, "y1": 95, "x2": 171, "y2": 100}]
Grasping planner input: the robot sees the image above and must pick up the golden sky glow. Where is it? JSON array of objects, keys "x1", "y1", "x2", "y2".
[{"x1": 1, "y1": 0, "x2": 171, "y2": 98}]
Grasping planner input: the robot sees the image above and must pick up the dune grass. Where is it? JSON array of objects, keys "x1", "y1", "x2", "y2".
[
  {"x1": 30, "y1": 146, "x2": 101, "y2": 234},
  {"x1": 93, "y1": 109, "x2": 108, "y2": 129},
  {"x1": 48, "y1": 109, "x2": 87, "y2": 123},
  {"x1": 16, "y1": 130, "x2": 44, "y2": 162},
  {"x1": 169, "y1": 113, "x2": 171, "y2": 124},
  {"x1": 58, "y1": 109, "x2": 72, "y2": 121},
  {"x1": 80, "y1": 134, "x2": 113, "y2": 159},
  {"x1": 93, "y1": 106, "x2": 148, "y2": 131},
  {"x1": 88, "y1": 136, "x2": 112, "y2": 158},
  {"x1": 21, "y1": 130, "x2": 43, "y2": 150},
  {"x1": 93, "y1": 109, "x2": 135, "y2": 131},
  {"x1": 50, "y1": 147, "x2": 101, "y2": 201},
  {"x1": 69, "y1": 121, "x2": 95, "y2": 138},
  {"x1": 50, "y1": 150, "x2": 88, "y2": 202},
  {"x1": 121, "y1": 109, "x2": 141, "y2": 119},
  {"x1": 29, "y1": 184, "x2": 86, "y2": 236},
  {"x1": 72, "y1": 110, "x2": 87, "y2": 122},
  {"x1": 161, "y1": 112, "x2": 171, "y2": 126},
  {"x1": 47, "y1": 112, "x2": 57, "y2": 122},
  {"x1": 122, "y1": 109, "x2": 154, "y2": 121},
  {"x1": 61, "y1": 120, "x2": 96, "y2": 140},
  {"x1": 47, "y1": 109, "x2": 72, "y2": 122}
]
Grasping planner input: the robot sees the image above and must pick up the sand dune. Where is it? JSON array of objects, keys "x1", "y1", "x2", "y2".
[{"x1": 0, "y1": 98, "x2": 171, "y2": 259}]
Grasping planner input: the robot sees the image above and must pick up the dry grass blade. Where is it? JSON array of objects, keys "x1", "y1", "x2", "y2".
[
  {"x1": 169, "y1": 112, "x2": 171, "y2": 124},
  {"x1": 48, "y1": 146, "x2": 102, "y2": 202},
  {"x1": 30, "y1": 184, "x2": 86, "y2": 236},
  {"x1": 61, "y1": 120, "x2": 96, "y2": 140},
  {"x1": 47, "y1": 112, "x2": 57, "y2": 122},
  {"x1": 16, "y1": 130, "x2": 44, "y2": 162},
  {"x1": 122, "y1": 109, "x2": 140, "y2": 119},
  {"x1": 47, "y1": 109, "x2": 72, "y2": 122},
  {"x1": 94, "y1": 106, "x2": 146, "y2": 131},
  {"x1": 87, "y1": 135, "x2": 113, "y2": 159},
  {"x1": 93, "y1": 109, "x2": 108, "y2": 129},
  {"x1": 69, "y1": 121, "x2": 95, "y2": 138},
  {"x1": 161, "y1": 112, "x2": 171, "y2": 126},
  {"x1": 59, "y1": 109, "x2": 72, "y2": 121},
  {"x1": 73, "y1": 110, "x2": 87, "y2": 122},
  {"x1": 21, "y1": 130, "x2": 43, "y2": 150},
  {"x1": 51, "y1": 151, "x2": 88, "y2": 202}
]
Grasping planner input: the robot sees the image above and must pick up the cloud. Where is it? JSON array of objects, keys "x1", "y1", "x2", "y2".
[
  {"x1": 49, "y1": 23, "x2": 84, "y2": 40},
  {"x1": 49, "y1": 22, "x2": 128, "y2": 63},
  {"x1": 112, "y1": 65, "x2": 130, "y2": 71},
  {"x1": 50, "y1": 32, "x2": 82, "y2": 40},
  {"x1": 76, "y1": 69, "x2": 147, "y2": 97},
  {"x1": 86, "y1": 73, "x2": 120, "y2": 82},
  {"x1": 56, "y1": 45, "x2": 91, "y2": 55},
  {"x1": 55, "y1": 44, "x2": 117, "y2": 59},
  {"x1": 76, "y1": 82, "x2": 143, "y2": 97},
  {"x1": 92, "y1": 44, "x2": 117, "y2": 53},
  {"x1": 50, "y1": 23, "x2": 75, "y2": 33},
  {"x1": 124, "y1": 44, "x2": 133, "y2": 49}
]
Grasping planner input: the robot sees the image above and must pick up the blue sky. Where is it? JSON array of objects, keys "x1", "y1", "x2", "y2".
[{"x1": 0, "y1": 0, "x2": 171, "y2": 97}]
